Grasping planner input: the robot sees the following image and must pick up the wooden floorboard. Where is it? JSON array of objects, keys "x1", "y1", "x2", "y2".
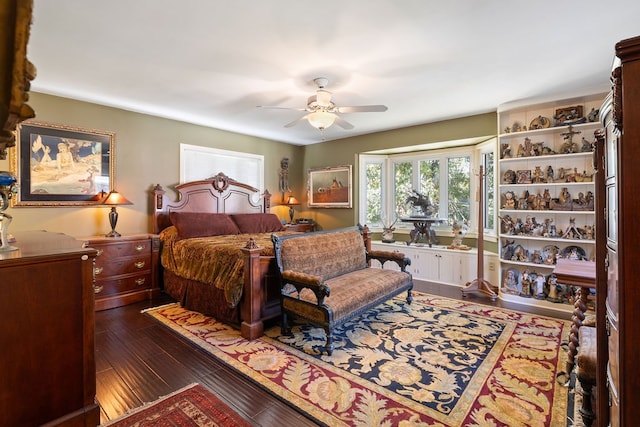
[{"x1": 95, "y1": 281, "x2": 571, "y2": 425}]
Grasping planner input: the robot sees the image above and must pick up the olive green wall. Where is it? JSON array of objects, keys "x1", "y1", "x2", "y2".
[
  {"x1": 300, "y1": 113, "x2": 497, "y2": 230},
  {"x1": 0, "y1": 92, "x2": 497, "y2": 241},
  {"x1": 0, "y1": 93, "x2": 303, "y2": 237}
]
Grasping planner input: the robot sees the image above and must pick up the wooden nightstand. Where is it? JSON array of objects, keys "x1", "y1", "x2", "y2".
[
  {"x1": 284, "y1": 222, "x2": 316, "y2": 233},
  {"x1": 82, "y1": 234, "x2": 161, "y2": 310}
]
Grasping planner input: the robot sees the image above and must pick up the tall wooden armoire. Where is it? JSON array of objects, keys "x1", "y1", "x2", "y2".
[{"x1": 598, "y1": 34, "x2": 640, "y2": 427}]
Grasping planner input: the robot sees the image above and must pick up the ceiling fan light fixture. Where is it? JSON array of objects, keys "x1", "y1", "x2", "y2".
[
  {"x1": 307, "y1": 111, "x2": 336, "y2": 130},
  {"x1": 316, "y1": 89, "x2": 332, "y2": 107}
]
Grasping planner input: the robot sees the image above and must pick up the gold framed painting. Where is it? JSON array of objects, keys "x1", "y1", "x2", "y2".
[
  {"x1": 10, "y1": 121, "x2": 115, "y2": 206},
  {"x1": 308, "y1": 165, "x2": 352, "y2": 208}
]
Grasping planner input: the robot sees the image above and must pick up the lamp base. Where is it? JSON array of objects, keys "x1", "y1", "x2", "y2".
[{"x1": 106, "y1": 206, "x2": 121, "y2": 237}]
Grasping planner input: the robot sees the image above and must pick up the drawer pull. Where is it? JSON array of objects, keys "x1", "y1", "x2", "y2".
[
  {"x1": 94, "y1": 285, "x2": 104, "y2": 294},
  {"x1": 96, "y1": 249, "x2": 104, "y2": 256},
  {"x1": 135, "y1": 261, "x2": 145, "y2": 269},
  {"x1": 135, "y1": 244, "x2": 146, "y2": 252},
  {"x1": 94, "y1": 266, "x2": 104, "y2": 275},
  {"x1": 135, "y1": 278, "x2": 146, "y2": 286}
]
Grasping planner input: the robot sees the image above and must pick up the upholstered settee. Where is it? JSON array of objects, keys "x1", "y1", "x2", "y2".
[{"x1": 271, "y1": 226, "x2": 413, "y2": 355}]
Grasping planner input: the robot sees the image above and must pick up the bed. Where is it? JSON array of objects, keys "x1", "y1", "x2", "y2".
[{"x1": 151, "y1": 172, "x2": 292, "y2": 340}]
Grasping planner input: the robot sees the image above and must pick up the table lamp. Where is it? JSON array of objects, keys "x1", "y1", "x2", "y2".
[
  {"x1": 285, "y1": 195, "x2": 300, "y2": 224},
  {"x1": 102, "y1": 190, "x2": 132, "y2": 237}
]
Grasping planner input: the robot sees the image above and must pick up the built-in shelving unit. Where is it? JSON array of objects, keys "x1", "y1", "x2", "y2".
[{"x1": 497, "y1": 92, "x2": 605, "y2": 311}]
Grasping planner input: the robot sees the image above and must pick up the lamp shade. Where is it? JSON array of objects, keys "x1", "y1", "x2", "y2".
[
  {"x1": 286, "y1": 195, "x2": 300, "y2": 206},
  {"x1": 307, "y1": 111, "x2": 336, "y2": 130},
  {"x1": 102, "y1": 190, "x2": 132, "y2": 206}
]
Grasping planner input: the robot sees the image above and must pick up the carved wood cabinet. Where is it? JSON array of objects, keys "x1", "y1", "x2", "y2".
[
  {"x1": 597, "y1": 34, "x2": 640, "y2": 427},
  {"x1": 0, "y1": 231, "x2": 99, "y2": 426},
  {"x1": 82, "y1": 234, "x2": 161, "y2": 310}
]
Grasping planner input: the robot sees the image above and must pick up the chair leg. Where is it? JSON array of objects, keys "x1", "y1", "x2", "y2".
[
  {"x1": 325, "y1": 328, "x2": 334, "y2": 356},
  {"x1": 281, "y1": 312, "x2": 292, "y2": 336},
  {"x1": 406, "y1": 289, "x2": 413, "y2": 304},
  {"x1": 578, "y1": 377, "x2": 596, "y2": 427}
]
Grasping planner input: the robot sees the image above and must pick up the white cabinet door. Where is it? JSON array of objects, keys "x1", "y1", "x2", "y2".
[
  {"x1": 403, "y1": 246, "x2": 425, "y2": 280},
  {"x1": 420, "y1": 249, "x2": 455, "y2": 283},
  {"x1": 454, "y1": 252, "x2": 476, "y2": 285},
  {"x1": 419, "y1": 250, "x2": 440, "y2": 282},
  {"x1": 436, "y1": 251, "x2": 455, "y2": 284}
]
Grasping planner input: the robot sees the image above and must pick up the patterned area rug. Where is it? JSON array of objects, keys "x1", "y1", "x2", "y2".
[
  {"x1": 101, "y1": 383, "x2": 251, "y2": 426},
  {"x1": 145, "y1": 293, "x2": 571, "y2": 426}
]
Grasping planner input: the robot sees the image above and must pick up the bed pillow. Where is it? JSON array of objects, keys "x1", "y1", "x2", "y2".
[
  {"x1": 169, "y1": 212, "x2": 240, "y2": 239},
  {"x1": 230, "y1": 213, "x2": 285, "y2": 234}
]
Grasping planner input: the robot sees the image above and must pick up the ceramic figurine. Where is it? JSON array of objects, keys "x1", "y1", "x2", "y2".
[
  {"x1": 535, "y1": 274, "x2": 546, "y2": 299},
  {"x1": 520, "y1": 270, "x2": 532, "y2": 297},
  {"x1": 0, "y1": 171, "x2": 18, "y2": 252}
]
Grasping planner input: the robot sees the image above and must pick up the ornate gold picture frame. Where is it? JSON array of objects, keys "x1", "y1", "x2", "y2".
[{"x1": 10, "y1": 121, "x2": 115, "y2": 206}]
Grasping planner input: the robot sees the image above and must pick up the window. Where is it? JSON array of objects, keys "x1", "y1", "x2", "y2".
[
  {"x1": 447, "y1": 155, "x2": 470, "y2": 223},
  {"x1": 390, "y1": 151, "x2": 470, "y2": 225},
  {"x1": 359, "y1": 139, "x2": 496, "y2": 236},
  {"x1": 361, "y1": 158, "x2": 384, "y2": 226},
  {"x1": 479, "y1": 142, "x2": 496, "y2": 233},
  {"x1": 180, "y1": 144, "x2": 264, "y2": 190}
]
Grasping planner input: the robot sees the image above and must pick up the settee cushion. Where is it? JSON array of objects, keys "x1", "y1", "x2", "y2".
[
  {"x1": 286, "y1": 268, "x2": 412, "y2": 321},
  {"x1": 279, "y1": 228, "x2": 367, "y2": 280}
]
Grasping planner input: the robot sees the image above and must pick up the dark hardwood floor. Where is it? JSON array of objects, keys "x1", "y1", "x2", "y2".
[{"x1": 95, "y1": 280, "x2": 572, "y2": 426}]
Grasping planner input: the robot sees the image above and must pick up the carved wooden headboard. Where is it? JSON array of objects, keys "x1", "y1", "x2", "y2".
[{"x1": 151, "y1": 172, "x2": 271, "y2": 234}]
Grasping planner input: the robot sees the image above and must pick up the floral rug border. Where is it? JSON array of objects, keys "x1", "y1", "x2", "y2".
[{"x1": 145, "y1": 293, "x2": 570, "y2": 426}]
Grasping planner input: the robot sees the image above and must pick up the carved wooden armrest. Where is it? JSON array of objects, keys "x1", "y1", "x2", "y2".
[
  {"x1": 282, "y1": 270, "x2": 330, "y2": 304},
  {"x1": 367, "y1": 250, "x2": 411, "y2": 272}
]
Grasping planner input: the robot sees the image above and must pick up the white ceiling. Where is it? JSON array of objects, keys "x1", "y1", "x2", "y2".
[{"x1": 28, "y1": 1, "x2": 639, "y2": 146}]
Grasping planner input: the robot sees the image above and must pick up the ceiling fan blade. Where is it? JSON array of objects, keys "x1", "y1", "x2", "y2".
[
  {"x1": 257, "y1": 105, "x2": 306, "y2": 111},
  {"x1": 334, "y1": 116, "x2": 354, "y2": 130},
  {"x1": 284, "y1": 115, "x2": 309, "y2": 128},
  {"x1": 336, "y1": 105, "x2": 388, "y2": 113}
]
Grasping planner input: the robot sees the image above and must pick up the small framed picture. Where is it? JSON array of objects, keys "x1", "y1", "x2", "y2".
[
  {"x1": 517, "y1": 169, "x2": 531, "y2": 184},
  {"x1": 308, "y1": 165, "x2": 352, "y2": 208}
]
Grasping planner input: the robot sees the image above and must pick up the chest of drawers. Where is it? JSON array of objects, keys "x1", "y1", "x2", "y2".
[
  {"x1": 83, "y1": 234, "x2": 161, "y2": 310},
  {"x1": 284, "y1": 222, "x2": 316, "y2": 232},
  {"x1": 0, "y1": 231, "x2": 99, "y2": 426}
]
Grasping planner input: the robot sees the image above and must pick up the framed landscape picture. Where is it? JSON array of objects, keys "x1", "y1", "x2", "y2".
[
  {"x1": 308, "y1": 165, "x2": 352, "y2": 208},
  {"x1": 10, "y1": 121, "x2": 115, "y2": 206}
]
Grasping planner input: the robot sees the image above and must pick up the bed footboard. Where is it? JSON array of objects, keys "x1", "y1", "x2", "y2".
[{"x1": 240, "y1": 240, "x2": 281, "y2": 339}]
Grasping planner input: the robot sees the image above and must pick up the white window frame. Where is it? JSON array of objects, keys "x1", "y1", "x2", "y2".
[
  {"x1": 358, "y1": 141, "x2": 497, "y2": 239},
  {"x1": 359, "y1": 154, "x2": 389, "y2": 227},
  {"x1": 476, "y1": 138, "x2": 498, "y2": 239},
  {"x1": 179, "y1": 143, "x2": 264, "y2": 191}
]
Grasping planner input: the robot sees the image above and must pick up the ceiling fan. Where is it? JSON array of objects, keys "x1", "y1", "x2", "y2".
[{"x1": 258, "y1": 77, "x2": 388, "y2": 131}]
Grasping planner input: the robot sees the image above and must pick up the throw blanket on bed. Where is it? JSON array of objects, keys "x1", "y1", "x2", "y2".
[{"x1": 160, "y1": 226, "x2": 288, "y2": 307}]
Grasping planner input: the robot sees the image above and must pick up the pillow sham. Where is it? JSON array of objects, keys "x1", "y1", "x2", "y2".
[
  {"x1": 230, "y1": 213, "x2": 285, "y2": 234},
  {"x1": 169, "y1": 212, "x2": 240, "y2": 240}
]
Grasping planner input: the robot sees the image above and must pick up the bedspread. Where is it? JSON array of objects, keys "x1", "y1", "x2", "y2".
[{"x1": 160, "y1": 226, "x2": 288, "y2": 307}]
